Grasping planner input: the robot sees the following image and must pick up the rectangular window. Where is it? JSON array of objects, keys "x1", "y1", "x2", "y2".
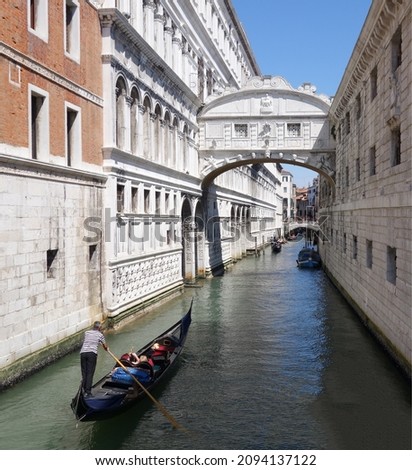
[
  {"x1": 131, "y1": 187, "x2": 138, "y2": 213},
  {"x1": 28, "y1": 0, "x2": 48, "y2": 41},
  {"x1": 65, "y1": 0, "x2": 80, "y2": 60},
  {"x1": 366, "y1": 239, "x2": 373, "y2": 269},
  {"x1": 391, "y1": 26, "x2": 402, "y2": 73},
  {"x1": 66, "y1": 104, "x2": 81, "y2": 167},
  {"x1": 89, "y1": 244, "x2": 98, "y2": 269},
  {"x1": 369, "y1": 145, "x2": 376, "y2": 176},
  {"x1": 144, "y1": 189, "x2": 150, "y2": 213},
  {"x1": 391, "y1": 127, "x2": 401, "y2": 166},
  {"x1": 47, "y1": 249, "x2": 58, "y2": 278},
  {"x1": 30, "y1": 86, "x2": 49, "y2": 160},
  {"x1": 356, "y1": 93, "x2": 361, "y2": 120},
  {"x1": 355, "y1": 158, "x2": 360, "y2": 182},
  {"x1": 287, "y1": 123, "x2": 301, "y2": 137},
  {"x1": 234, "y1": 124, "x2": 248, "y2": 138},
  {"x1": 343, "y1": 233, "x2": 347, "y2": 254},
  {"x1": 370, "y1": 66, "x2": 378, "y2": 101},
  {"x1": 345, "y1": 166, "x2": 349, "y2": 187},
  {"x1": 345, "y1": 112, "x2": 350, "y2": 135},
  {"x1": 117, "y1": 185, "x2": 124, "y2": 213},
  {"x1": 387, "y1": 246, "x2": 397, "y2": 285},
  {"x1": 352, "y1": 235, "x2": 358, "y2": 260},
  {"x1": 155, "y1": 191, "x2": 161, "y2": 215},
  {"x1": 165, "y1": 192, "x2": 170, "y2": 215}
]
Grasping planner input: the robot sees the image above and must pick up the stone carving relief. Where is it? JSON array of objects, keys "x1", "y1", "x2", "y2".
[
  {"x1": 111, "y1": 253, "x2": 180, "y2": 307},
  {"x1": 260, "y1": 94, "x2": 273, "y2": 114}
]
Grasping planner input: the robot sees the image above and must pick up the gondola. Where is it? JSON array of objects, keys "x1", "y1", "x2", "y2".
[
  {"x1": 271, "y1": 240, "x2": 282, "y2": 253},
  {"x1": 71, "y1": 301, "x2": 192, "y2": 422},
  {"x1": 296, "y1": 247, "x2": 321, "y2": 268}
]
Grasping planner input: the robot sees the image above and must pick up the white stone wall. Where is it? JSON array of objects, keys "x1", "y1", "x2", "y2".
[
  {"x1": 0, "y1": 157, "x2": 105, "y2": 370},
  {"x1": 324, "y1": 0, "x2": 411, "y2": 374}
]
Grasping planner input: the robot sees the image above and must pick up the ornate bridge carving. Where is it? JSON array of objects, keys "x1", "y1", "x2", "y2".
[{"x1": 198, "y1": 76, "x2": 336, "y2": 189}]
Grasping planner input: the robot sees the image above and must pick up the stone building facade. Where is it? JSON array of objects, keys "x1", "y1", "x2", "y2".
[
  {"x1": 96, "y1": 0, "x2": 283, "y2": 323},
  {"x1": 0, "y1": 1, "x2": 105, "y2": 386},
  {"x1": 321, "y1": 0, "x2": 411, "y2": 375},
  {"x1": 0, "y1": 0, "x2": 283, "y2": 386}
]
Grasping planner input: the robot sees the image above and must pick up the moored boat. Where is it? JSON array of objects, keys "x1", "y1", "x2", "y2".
[
  {"x1": 296, "y1": 247, "x2": 321, "y2": 268},
  {"x1": 71, "y1": 301, "x2": 192, "y2": 422}
]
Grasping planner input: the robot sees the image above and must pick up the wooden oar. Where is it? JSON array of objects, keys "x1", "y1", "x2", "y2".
[{"x1": 106, "y1": 348, "x2": 188, "y2": 433}]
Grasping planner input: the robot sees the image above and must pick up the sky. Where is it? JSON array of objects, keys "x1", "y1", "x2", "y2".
[{"x1": 231, "y1": 0, "x2": 372, "y2": 187}]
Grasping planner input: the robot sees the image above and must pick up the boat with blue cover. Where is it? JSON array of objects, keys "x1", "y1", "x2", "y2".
[
  {"x1": 296, "y1": 247, "x2": 321, "y2": 268},
  {"x1": 71, "y1": 301, "x2": 192, "y2": 421}
]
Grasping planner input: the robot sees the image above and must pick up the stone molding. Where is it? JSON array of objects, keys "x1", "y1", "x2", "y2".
[
  {"x1": 0, "y1": 42, "x2": 103, "y2": 107},
  {"x1": 0, "y1": 154, "x2": 106, "y2": 187}
]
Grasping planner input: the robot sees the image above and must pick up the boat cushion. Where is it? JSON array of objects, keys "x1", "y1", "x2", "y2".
[{"x1": 111, "y1": 367, "x2": 151, "y2": 385}]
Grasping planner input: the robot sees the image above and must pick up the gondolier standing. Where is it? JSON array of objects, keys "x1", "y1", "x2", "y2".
[{"x1": 80, "y1": 321, "x2": 108, "y2": 397}]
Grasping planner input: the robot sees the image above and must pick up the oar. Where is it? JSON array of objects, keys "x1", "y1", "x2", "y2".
[{"x1": 106, "y1": 348, "x2": 188, "y2": 433}]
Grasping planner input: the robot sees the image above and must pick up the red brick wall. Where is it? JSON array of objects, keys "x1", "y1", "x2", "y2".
[{"x1": 0, "y1": 0, "x2": 102, "y2": 165}]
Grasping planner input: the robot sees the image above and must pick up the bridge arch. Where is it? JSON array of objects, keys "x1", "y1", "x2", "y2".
[{"x1": 198, "y1": 76, "x2": 336, "y2": 190}]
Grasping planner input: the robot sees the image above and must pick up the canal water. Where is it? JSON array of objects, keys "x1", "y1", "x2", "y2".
[{"x1": 0, "y1": 242, "x2": 410, "y2": 450}]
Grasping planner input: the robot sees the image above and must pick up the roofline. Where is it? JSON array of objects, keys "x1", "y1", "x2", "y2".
[{"x1": 223, "y1": 0, "x2": 261, "y2": 76}]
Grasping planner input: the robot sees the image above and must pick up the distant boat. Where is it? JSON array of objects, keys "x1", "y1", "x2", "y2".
[
  {"x1": 71, "y1": 301, "x2": 192, "y2": 422},
  {"x1": 271, "y1": 239, "x2": 282, "y2": 253},
  {"x1": 296, "y1": 247, "x2": 321, "y2": 268}
]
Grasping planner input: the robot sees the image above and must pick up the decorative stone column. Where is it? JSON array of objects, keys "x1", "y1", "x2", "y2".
[
  {"x1": 172, "y1": 29, "x2": 182, "y2": 77},
  {"x1": 183, "y1": 218, "x2": 197, "y2": 283},
  {"x1": 154, "y1": 5, "x2": 165, "y2": 59},
  {"x1": 131, "y1": 0, "x2": 144, "y2": 34},
  {"x1": 164, "y1": 18, "x2": 173, "y2": 66},
  {"x1": 143, "y1": 0, "x2": 155, "y2": 48}
]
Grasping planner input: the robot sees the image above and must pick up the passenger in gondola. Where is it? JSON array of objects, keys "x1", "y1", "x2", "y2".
[{"x1": 130, "y1": 352, "x2": 139, "y2": 365}]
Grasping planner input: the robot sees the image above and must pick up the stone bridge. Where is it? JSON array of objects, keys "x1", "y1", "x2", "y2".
[
  {"x1": 286, "y1": 220, "x2": 321, "y2": 233},
  {"x1": 198, "y1": 76, "x2": 336, "y2": 189}
]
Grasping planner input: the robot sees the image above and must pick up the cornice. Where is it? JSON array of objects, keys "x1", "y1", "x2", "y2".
[
  {"x1": 0, "y1": 154, "x2": 106, "y2": 186},
  {"x1": 0, "y1": 42, "x2": 103, "y2": 107},
  {"x1": 98, "y1": 8, "x2": 202, "y2": 111},
  {"x1": 330, "y1": 0, "x2": 406, "y2": 120}
]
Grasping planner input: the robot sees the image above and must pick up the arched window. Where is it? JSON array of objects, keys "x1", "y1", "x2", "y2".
[
  {"x1": 163, "y1": 111, "x2": 171, "y2": 166},
  {"x1": 130, "y1": 87, "x2": 140, "y2": 155},
  {"x1": 154, "y1": 104, "x2": 162, "y2": 163},
  {"x1": 115, "y1": 77, "x2": 127, "y2": 149},
  {"x1": 182, "y1": 123, "x2": 189, "y2": 172},
  {"x1": 172, "y1": 117, "x2": 179, "y2": 169},
  {"x1": 143, "y1": 96, "x2": 151, "y2": 158}
]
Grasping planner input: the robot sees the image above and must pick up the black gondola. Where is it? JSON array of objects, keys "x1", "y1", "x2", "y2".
[
  {"x1": 271, "y1": 240, "x2": 282, "y2": 253},
  {"x1": 71, "y1": 301, "x2": 192, "y2": 422}
]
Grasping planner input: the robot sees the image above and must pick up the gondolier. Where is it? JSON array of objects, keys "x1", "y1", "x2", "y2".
[
  {"x1": 80, "y1": 321, "x2": 108, "y2": 397},
  {"x1": 71, "y1": 300, "x2": 193, "y2": 422}
]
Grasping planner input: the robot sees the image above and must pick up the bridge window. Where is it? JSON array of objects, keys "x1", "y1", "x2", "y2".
[
  {"x1": 287, "y1": 123, "x2": 301, "y2": 137},
  {"x1": 234, "y1": 124, "x2": 248, "y2": 138}
]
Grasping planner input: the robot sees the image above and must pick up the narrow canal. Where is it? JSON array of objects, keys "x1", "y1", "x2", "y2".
[{"x1": 0, "y1": 242, "x2": 410, "y2": 450}]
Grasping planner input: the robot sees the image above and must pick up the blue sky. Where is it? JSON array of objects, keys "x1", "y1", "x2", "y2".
[{"x1": 231, "y1": 0, "x2": 372, "y2": 186}]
